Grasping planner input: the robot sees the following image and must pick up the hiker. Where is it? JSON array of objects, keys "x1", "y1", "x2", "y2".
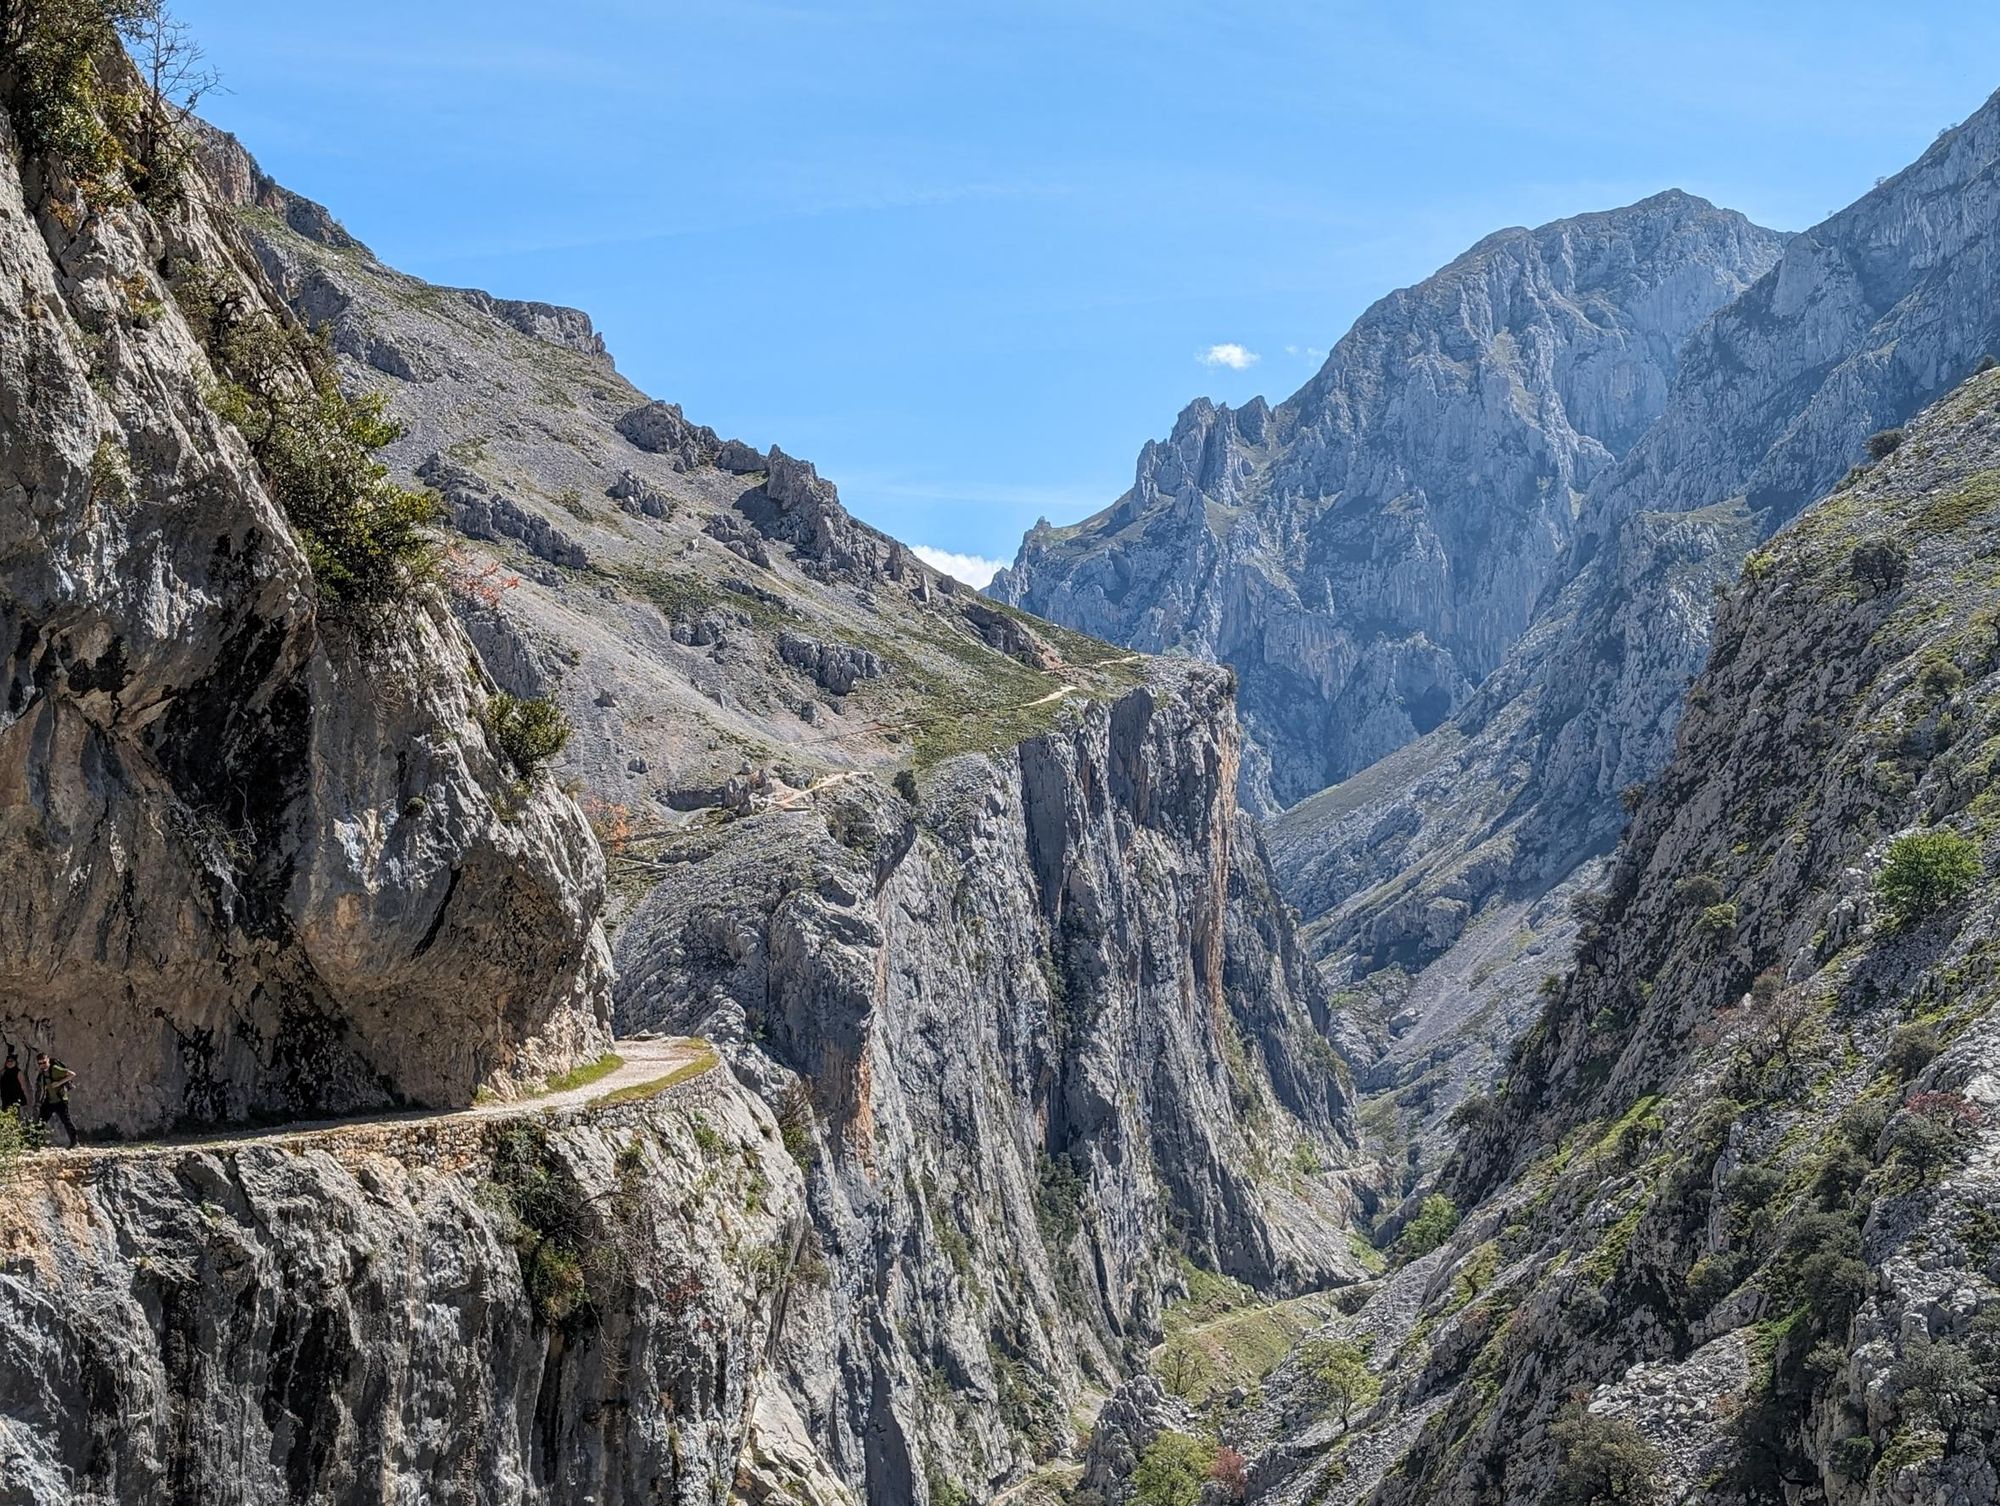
[
  {"x1": 33, "y1": 1054, "x2": 77, "y2": 1147},
  {"x1": 0, "y1": 1050, "x2": 23, "y2": 1124}
]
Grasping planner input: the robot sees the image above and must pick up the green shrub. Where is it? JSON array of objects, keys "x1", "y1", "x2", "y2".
[
  {"x1": 1865, "y1": 428, "x2": 1906, "y2": 460},
  {"x1": 1884, "y1": 1022, "x2": 1942, "y2": 1080},
  {"x1": 1895, "y1": 1335, "x2": 1984, "y2": 1429},
  {"x1": 1887, "y1": 1101, "x2": 1970, "y2": 1183},
  {"x1": 1828, "y1": 1435, "x2": 1876, "y2": 1480},
  {"x1": 1724, "y1": 1163, "x2": 1785, "y2": 1223},
  {"x1": 1394, "y1": 1193, "x2": 1460, "y2": 1261},
  {"x1": 1877, "y1": 831, "x2": 1981, "y2": 923},
  {"x1": 1917, "y1": 652, "x2": 1965, "y2": 699},
  {"x1": 1548, "y1": 1409, "x2": 1664, "y2": 1506},
  {"x1": 1698, "y1": 902, "x2": 1740, "y2": 938},
  {"x1": 196, "y1": 307, "x2": 442, "y2": 614},
  {"x1": 1674, "y1": 874, "x2": 1725, "y2": 908},
  {"x1": 1296, "y1": 1336, "x2": 1380, "y2": 1425},
  {"x1": 4, "y1": 0, "x2": 139, "y2": 198},
  {"x1": 484, "y1": 692, "x2": 572, "y2": 779},
  {"x1": 1131, "y1": 1431, "x2": 1211, "y2": 1506},
  {"x1": 1685, "y1": 1253, "x2": 1742, "y2": 1311},
  {"x1": 0, "y1": 1109, "x2": 45, "y2": 1177},
  {"x1": 481, "y1": 1119, "x2": 610, "y2": 1329},
  {"x1": 775, "y1": 1078, "x2": 816, "y2": 1168}
]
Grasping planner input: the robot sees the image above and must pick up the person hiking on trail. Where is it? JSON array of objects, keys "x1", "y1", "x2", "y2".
[
  {"x1": 33, "y1": 1054, "x2": 78, "y2": 1147},
  {"x1": 0, "y1": 1050, "x2": 24, "y2": 1121}
]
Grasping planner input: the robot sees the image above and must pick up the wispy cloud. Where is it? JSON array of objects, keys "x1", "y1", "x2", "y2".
[
  {"x1": 1285, "y1": 343, "x2": 1327, "y2": 361},
  {"x1": 911, "y1": 546, "x2": 1007, "y2": 587},
  {"x1": 1200, "y1": 342, "x2": 1260, "y2": 370}
]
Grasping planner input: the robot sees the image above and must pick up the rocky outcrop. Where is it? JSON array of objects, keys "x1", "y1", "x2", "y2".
[
  {"x1": 613, "y1": 664, "x2": 1363, "y2": 1503},
  {"x1": 993, "y1": 193, "x2": 1786, "y2": 813},
  {"x1": 1254, "y1": 365, "x2": 2000, "y2": 1506},
  {"x1": 1269, "y1": 87, "x2": 2000, "y2": 1188},
  {"x1": 419, "y1": 455, "x2": 591, "y2": 569},
  {"x1": 0, "y1": 83, "x2": 609, "y2": 1134},
  {"x1": 169, "y1": 84, "x2": 1375, "y2": 1506},
  {"x1": 0, "y1": 1073, "x2": 807, "y2": 1505}
]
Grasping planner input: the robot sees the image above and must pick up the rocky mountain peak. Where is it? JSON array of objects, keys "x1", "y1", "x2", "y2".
[{"x1": 994, "y1": 192, "x2": 1785, "y2": 811}]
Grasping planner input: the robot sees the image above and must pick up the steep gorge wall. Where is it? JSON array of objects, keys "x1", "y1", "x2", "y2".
[
  {"x1": 0, "y1": 60, "x2": 610, "y2": 1131},
  {"x1": 1256, "y1": 370, "x2": 2000, "y2": 1506},
  {"x1": 0, "y1": 1076, "x2": 809, "y2": 1506},
  {"x1": 615, "y1": 663, "x2": 1364, "y2": 1503}
]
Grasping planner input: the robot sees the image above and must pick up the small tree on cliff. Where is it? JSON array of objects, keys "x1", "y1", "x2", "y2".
[
  {"x1": 1877, "y1": 830, "x2": 1981, "y2": 924},
  {"x1": 1297, "y1": 1336, "x2": 1380, "y2": 1427},
  {"x1": 1549, "y1": 1409, "x2": 1664, "y2": 1506}
]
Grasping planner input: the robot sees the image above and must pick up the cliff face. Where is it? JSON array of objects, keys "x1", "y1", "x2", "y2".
[
  {"x1": 167, "y1": 119, "x2": 1367, "y2": 1506},
  {"x1": 615, "y1": 663, "x2": 1359, "y2": 1500},
  {"x1": 992, "y1": 194, "x2": 1785, "y2": 813},
  {"x1": 0, "y1": 69, "x2": 608, "y2": 1133},
  {"x1": 1268, "y1": 89, "x2": 2000, "y2": 1186},
  {"x1": 0, "y1": 1073, "x2": 810, "y2": 1506},
  {"x1": 1253, "y1": 364, "x2": 2000, "y2": 1506}
]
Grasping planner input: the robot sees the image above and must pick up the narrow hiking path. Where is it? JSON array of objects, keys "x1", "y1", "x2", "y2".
[{"x1": 36, "y1": 1035, "x2": 718, "y2": 1165}]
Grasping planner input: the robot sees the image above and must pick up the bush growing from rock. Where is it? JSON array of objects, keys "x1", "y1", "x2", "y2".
[
  {"x1": 1131, "y1": 1431, "x2": 1211, "y2": 1506},
  {"x1": 1685, "y1": 1252, "x2": 1742, "y2": 1311},
  {"x1": 1865, "y1": 427, "x2": 1906, "y2": 460},
  {"x1": 1548, "y1": 1409, "x2": 1664, "y2": 1506},
  {"x1": 485, "y1": 692, "x2": 572, "y2": 779},
  {"x1": 1698, "y1": 902, "x2": 1739, "y2": 938},
  {"x1": 206, "y1": 315, "x2": 444, "y2": 615},
  {"x1": 1895, "y1": 1334, "x2": 1985, "y2": 1433},
  {"x1": 1877, "y1": 830, "x2": 1981, "y2": 923},
  {"x1": 1394, "y1": 1193, "x2": 1460, "y2": 1261},
  {"x1": 1674, "y1": 873, "x2": 1725, "y2": 908}
]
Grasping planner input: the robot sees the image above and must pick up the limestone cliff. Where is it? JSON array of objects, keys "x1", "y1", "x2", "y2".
[
  {"x1": 0, "y1": 44, "x2": 609, "y2": 1134},
  {"x1": 992, "y1": 194, "x2": 1785, "y2": 814},
  {"x1": 0, "y1": 1068, "x2": 810, "y2": 1505},
  {"x1": 617, "y1": 662, "x2": 1358, "y2": 1501},
  {"x1": 1246, "y1": 359, "x2": 2000, "y2": 1506},
  {"x1": 1269, "y1": 88, "x2": 2000, "y2": 1189}
]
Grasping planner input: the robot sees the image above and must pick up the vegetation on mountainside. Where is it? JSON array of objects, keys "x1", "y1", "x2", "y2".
[
  {"x1": 1130, "y1": 1431, "x2": 1216, "y2": 1506},
  {"x1": 483, "y1": 691, "x2": 573, "y2": 780},
  {"x1": 196, "y1": 305, "x2": 444, "y2": 615},
  {"x1": 1548, "y1": 1410, "x2": 1663, "y2": 1506},
  {"x1": 2, "y1": 0, "x2": 215, "y2": 210},
  {"x1": 1297, "y1": 1336, "x2": 1380, "y2": 1426},
  {"x1": 1392, "y1": 1193, "x2": 1459, "y2": 1261},
  {"x1": 1877, "y1": 829, "x2": 1981, "y2": 923}
]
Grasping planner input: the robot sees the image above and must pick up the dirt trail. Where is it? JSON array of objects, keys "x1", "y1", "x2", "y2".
[{"x1": 38, "y1": 1036, "x2": 716, "y2": 1164}]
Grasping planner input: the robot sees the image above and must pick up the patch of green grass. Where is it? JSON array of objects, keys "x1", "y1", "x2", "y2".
[
  {"x1": 1913, "y1": 469, "x2": 2000, "y2": 535},
  {"x1": 619, "y1": 564, "x2": 720, "y2": 620},
  {"x1": 1157, "y1": 1288, "x2": 1343, "y2": 1405},
  {"x1": 540, "y1": 1052, "x2": 624, "y2": 1095}
]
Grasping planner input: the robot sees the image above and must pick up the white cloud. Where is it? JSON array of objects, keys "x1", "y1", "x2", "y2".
[
  {"x1": 912, "y1": 545, "x2": 1007, "y2": 588},
  {"x1": 1199, "y1": 342, "x2": 1260, "y2": 370},
  {"x1": 1285, "y1": 344, "x2": 1326, "y2": 361}
]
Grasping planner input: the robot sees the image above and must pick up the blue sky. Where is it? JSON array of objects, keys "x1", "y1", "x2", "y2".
[{"x1": 178, "y1": 2, "x2": 2000, "y2": 582}]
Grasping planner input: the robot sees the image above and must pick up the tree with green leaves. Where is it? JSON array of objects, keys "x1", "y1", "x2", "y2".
[
  {"x1": 1878, "y1": 830, "x2": 1981, "y2": 923},
  {"x1": 1549, "y1": 1409, "x2": 1664, "y2": 1506},
  {"x1": 1296, "y1": 1336, "x2": 1380, "y2": 1427},
  {"x1": 1131, "y1": 1431, "x2": 1211, "y2": 1506},
  {"x1": 1394, "y1": 1193, "x2": 1460, "y2": 1260}
]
